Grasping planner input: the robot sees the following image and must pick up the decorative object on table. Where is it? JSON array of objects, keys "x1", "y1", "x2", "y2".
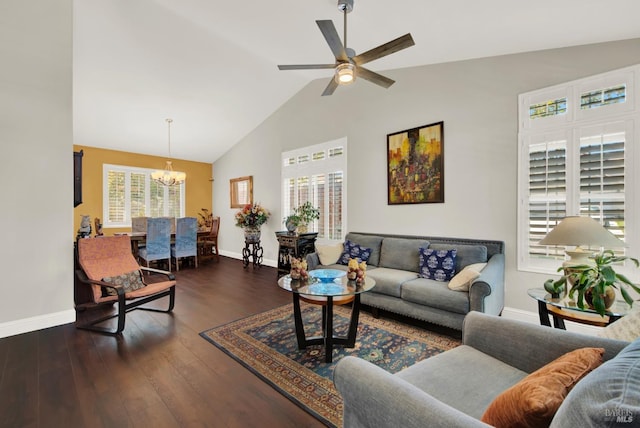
[
  {"x1": 387, "y1": 121, "x2": 444, "y2": 205},
  {"x1": 77, "y1": 215, "x2": 92, "y2": 239},
  {"x1": 346, "y1": 258, "x2": 366, "y2": 283},
  {"x1": 289, "y1": 257, "x2": 309, "y2": 280},
  {"x1": 94, "y1": 217, "x2": 103, "y2": 236},
  {"x1": 200, "y1": 303, "x2": 459, "y2": 428},
  {"x1": 546, "y1": 249, "x2": 640, "y2": 317},
  {"x1": 539, "y1": 216, "x2": 625, "y2": 274},
  {"x1": 540, "y1": 215, "x2": 639, "y2": 315},
  {"x1": 283, "y1": 201, "x2": 320, "y2": 233},
  {"x1": 277, "y1": 0, "x2": 415, "y2": 97},
  {"x1": 197, "y1": 208, "x2": 214, "y2": 231},
  {"x1": 230, "y1": 176, "x2": 253, "y2": 208},
  {"x1": 308, "y1": 269, "x2": 346, "y2": 283},
  {"x1": 151, "y1": 118, "x2": 186, "y2": 186}
]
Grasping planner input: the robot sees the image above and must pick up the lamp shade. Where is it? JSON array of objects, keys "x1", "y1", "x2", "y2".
[{"x1": 538, "y1": 216, "x2": 624, "y2": 248}]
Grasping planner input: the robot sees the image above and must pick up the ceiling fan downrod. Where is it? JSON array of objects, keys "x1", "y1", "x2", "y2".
[{"x1": 338, "y1": 0, "x2": 353, "y2": 54}]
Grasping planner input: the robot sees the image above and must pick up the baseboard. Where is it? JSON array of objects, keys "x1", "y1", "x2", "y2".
[
  {"x1": 218, "y1": 250, "x2": 277, "y2": 268},
  {"x1": 501, "y1": 306, "x2": 603, "y2": 336},
  {"x1": 0, "y1": 309, "x2": 75, "y2": 339}
]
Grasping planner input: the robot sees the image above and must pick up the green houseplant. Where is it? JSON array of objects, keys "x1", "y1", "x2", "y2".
[
  {"x1": 545, "y1": 249, "x2": 640, "y2": 316},
  {"x1": 283, "y1": 202, "x2": 320, "y2": 233}
]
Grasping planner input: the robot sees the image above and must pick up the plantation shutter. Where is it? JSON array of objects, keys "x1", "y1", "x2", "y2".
[
  {"x1": 579, "y1": 127, "x2": 626, "y2": 243},
  {"x1": 527, "y1": 140, "x2": 567, "y2": 259},
  {"x1": 327, "y1": 172, "x2": 343, "y2": 240},
  {"x1": 107, "y1": 170, "x2": 126, "y2": 223}
]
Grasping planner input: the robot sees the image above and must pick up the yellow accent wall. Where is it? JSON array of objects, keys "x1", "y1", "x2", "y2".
[{"x1": 73, "y1": 145, "x2": 213, "y2": 237}]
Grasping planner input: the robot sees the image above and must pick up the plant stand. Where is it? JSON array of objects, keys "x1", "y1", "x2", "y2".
[{"x1": 243, "y1": 240, "x2": 263, "y2": 268}]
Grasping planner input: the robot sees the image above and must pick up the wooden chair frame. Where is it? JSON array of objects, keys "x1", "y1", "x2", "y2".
[
  {"x1": 75, "y1": 267, "x2": 175, "y2": 335},
  {"x1": 75, "y1": 235, "x2": 176, "y2": 335}
]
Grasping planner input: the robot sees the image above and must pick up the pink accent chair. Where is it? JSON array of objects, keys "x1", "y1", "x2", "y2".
[{"x1": 75, "y1": 235, "x2": 176, "y2": 334}]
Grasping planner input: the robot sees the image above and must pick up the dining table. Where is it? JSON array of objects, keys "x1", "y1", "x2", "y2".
[{"x1": 115, "y1": 231, "x2": 210, "y2": 259}]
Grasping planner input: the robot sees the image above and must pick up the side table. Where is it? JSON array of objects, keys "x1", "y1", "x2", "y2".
[
  {"x1": 242, "y1": 240, "x2": 263, "y2": 268},
  {"x1": 275, "y1": 231, "x2": 318, "y2": 278},
  {"x1": 527, "y1": 288, "x2": 628, "y2": 329}
]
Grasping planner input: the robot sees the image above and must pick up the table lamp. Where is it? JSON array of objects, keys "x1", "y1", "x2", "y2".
[{"x1": 539, "y1": 216, "x2": 625, "y2": 268}]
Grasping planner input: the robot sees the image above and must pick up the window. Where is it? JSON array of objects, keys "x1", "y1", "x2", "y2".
[
  {"x1": 282, "y1": 138, "x2": 347, "y2": 241},
  {"x1": 518, "y1": 65, "x2": 639, "y2": 275},
  {"x1": 103, "y1": 164, "x2": 185, "y2": 228}
]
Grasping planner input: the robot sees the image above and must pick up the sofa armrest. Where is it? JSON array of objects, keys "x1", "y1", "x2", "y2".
[
  {"x1": 469, "y1": 253, "x2": 504, "y2": 315},
  {"x1": 462, "y1": 312, "x2": 629, "y2": 373},
  {"x1": 334, "y1": 356, "x2": 491, "y2": 428},
  {"x1": 305, "y1": 252, "x2": 320, "y2": 270}
]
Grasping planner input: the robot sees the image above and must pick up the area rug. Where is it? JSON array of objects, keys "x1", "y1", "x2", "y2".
[{"x1": 200, "y1": 303, "x2": 460, "y2": 427}]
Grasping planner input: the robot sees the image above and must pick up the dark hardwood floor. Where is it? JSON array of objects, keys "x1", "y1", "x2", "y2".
[{"x1": 0, "y1": 257, "x2": 323, "y2": 428}]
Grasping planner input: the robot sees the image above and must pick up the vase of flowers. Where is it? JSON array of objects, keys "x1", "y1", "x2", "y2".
[{"x1": 235, "y1": 203, "x2": 270, "y2": 243}]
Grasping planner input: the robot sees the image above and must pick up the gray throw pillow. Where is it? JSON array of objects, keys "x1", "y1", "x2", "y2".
[{"x1": 550, "y1": 338, "x2": 640, "y2": 427}]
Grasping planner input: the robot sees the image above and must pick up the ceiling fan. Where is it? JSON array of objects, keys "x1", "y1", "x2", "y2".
[{"x1": 278, "y1": 0, "x2": 415, "y2": 96}]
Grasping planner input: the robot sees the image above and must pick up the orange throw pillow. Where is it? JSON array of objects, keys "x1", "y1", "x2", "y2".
[{"x1": 481, "y1": 347, "x2": 604, "y2": 428}]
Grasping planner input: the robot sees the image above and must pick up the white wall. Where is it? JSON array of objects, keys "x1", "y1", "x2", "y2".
[
  {"x1": 214, "y1": 38, "x2": 640, "y2": 315},
  {"x1": 0, "y1": 1, "x2": 75, "y2": 337}
]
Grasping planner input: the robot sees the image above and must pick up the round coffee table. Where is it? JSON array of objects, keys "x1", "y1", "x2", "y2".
[{"x1": 277, "y1": 271, "x2": 375, "y2": 363}]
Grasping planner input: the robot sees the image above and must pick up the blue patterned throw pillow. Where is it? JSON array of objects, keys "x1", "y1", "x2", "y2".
[
  {"x1": 338, "y1": 240, "x2": 372, "y2": 265},
  {"x1": 419, "y1": 248, "x2": 457, "y2": 281}
]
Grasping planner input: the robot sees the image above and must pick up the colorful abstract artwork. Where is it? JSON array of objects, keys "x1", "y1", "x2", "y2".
[{"x1": 387, "y1": 121, "x2": 444, "y2": 204}]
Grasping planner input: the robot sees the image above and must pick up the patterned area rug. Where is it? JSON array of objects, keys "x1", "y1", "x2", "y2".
[{"x1": 200, "y1": 303, "x2": 460, "y2": 427}]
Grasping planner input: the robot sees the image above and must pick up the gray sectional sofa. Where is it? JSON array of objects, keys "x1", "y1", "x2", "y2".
[
  {"x1": 334, "y1": 312, "x2": 637, "y2": 428},
  {"x1": 306, "y1": 232, "x2": 505, "y2": 330}
]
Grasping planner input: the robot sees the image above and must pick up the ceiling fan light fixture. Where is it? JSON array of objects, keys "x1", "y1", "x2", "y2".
[{"x1": 335, "y1": 62, "x2": 355, "y2": 85}]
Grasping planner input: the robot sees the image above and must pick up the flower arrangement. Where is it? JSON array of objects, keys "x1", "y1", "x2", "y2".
[{"x1": 235, "y1": 203, "x2": 270, "y2": 228}]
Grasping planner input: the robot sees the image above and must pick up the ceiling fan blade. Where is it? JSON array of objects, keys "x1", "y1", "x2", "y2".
[
  {"x1": 278, "y1": 64, "x2": 335, "y2": 70},
  {"x1": 356, "y1": 67, "x2": 395, "y2": 88},
  {"x1": 316, "y1": 20, "x2": 348, "y2": 61},
  {"x1": 321, "y1": 78, "x2": 339, "y2": 96},
  {"x1": 352, "y1": 33, "x2": 415, "y2": 66}
]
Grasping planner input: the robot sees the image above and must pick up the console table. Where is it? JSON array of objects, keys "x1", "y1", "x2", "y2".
[{"x1": 275, "y1": 232, "x2": 318, "y2": 277}]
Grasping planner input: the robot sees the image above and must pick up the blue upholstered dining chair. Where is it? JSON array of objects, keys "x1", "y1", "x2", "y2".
[
  {"x1": 171, "y1": 217, "x2": 198, "y2": 271},
  {"x1": 138, "y1": 217, "x2": 172, "y2": 271}
]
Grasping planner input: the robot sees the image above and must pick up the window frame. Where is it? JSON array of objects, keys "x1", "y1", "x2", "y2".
[
  {"x1": 282, "y1": 138, "x2": 347, "y2": 243},
  {"x1": 102, "y1": 163, "x2": 186, "y2": 229},
  {"x1": 518, "y1": 65, "x2": 639, "y2": 277}
]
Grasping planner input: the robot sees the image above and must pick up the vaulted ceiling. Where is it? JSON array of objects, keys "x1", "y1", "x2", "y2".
[{"x1": 73, "y1": 0, "x2": 640, "y2": 163}]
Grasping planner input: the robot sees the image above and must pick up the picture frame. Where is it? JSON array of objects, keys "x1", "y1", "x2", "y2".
[
  {"x1": 230, "y1": 176, "x2": 253, "y2": 208},
  {"x1": 387, "y1": 121, "x2": 444, "y2": 205}
]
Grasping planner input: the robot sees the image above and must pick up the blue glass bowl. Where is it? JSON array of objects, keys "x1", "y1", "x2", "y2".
[{"x1": 308, "y1": 269, "x2": 346, "y2": 283}]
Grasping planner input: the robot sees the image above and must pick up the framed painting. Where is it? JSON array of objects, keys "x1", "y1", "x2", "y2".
[
  {"x1": 387, "y1": 121, "x2": 444, "y2": 205},
  {"x1": 230, "y1": 176, "x2": 253, "y2": 208}
]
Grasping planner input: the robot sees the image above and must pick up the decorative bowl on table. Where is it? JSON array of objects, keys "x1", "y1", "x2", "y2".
[{"x1": 308, "y1": 269, "x2": 346, "y2": 283}]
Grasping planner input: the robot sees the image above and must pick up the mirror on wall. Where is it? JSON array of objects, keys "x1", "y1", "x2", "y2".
[{"x1": 230, "y1": 176, "x2": 253, "y2": 208}]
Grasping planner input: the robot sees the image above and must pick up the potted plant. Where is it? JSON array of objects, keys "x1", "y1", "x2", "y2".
[
  {"x1": 283, "y1": 202, "x2": 320, "y2": 233},
  {"x1": 545, "y1": 249, "x2": 640, "y2": 316}
]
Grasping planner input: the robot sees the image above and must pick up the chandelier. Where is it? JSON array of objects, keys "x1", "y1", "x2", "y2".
[{"x1": 151, "y1": 118, "x2": 186, "y2": 186}]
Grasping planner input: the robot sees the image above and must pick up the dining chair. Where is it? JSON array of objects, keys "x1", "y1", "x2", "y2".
[
  {"x1": 138, "y1": 217, "x2": 172, "y2": 271},
  {"x1": 199, "y1": 216, "x2": 220, "y2": 262},
  {"x1": 75, "y1": 235, "x2": 176, "y2": 335},
  {"x1": 172, "y1": 217, "x2": 198, "y2": 271}
]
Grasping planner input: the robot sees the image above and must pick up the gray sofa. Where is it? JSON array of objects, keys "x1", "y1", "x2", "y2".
[
  {"x1": 334, "y1": 311, "x2": 637, "y2": 428},
  {"x1": 306, "y1": 232, "x2": 505, "y2": 330}
]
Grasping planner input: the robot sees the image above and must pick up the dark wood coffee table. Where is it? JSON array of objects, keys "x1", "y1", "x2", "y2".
[{"x1": 277, "y1": 272, "x2": 375, "y2": 363}]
